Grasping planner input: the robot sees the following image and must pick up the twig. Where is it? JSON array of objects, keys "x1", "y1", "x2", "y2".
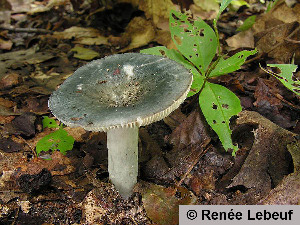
[
  {"x1": 0, "y1": 25, "x2": 53, "y2": 34},
  {"x1": 175, "y1": 144, "x2": 211, "y2": 187},
  {"x1": 285, "y1": 38, "x2": 300, "y2": 44},
  {"x1": 16, "y1": 136, "x2": 38, "y2": 158},
  {"x1": 11, "y1": 206, "x2": 20, "y2": 225},
  {"x1": 244, "y1": 52, "x2": 263, "y2": 64}
]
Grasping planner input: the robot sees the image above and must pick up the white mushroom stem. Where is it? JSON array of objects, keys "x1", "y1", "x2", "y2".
[{"x1": 107, "y1": 126, "x2": 138, "y2": 199}]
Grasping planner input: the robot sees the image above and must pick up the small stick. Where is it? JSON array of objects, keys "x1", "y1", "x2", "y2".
[
  {"x1": 175, "y1": 144, "x2": 211, "y2": 188},
  {"x1": 0, "y1": 25, "x2": 53, "y2": 34},
  {"x1": 16, "y1": 136, "x2": 38, "y2": 158}
]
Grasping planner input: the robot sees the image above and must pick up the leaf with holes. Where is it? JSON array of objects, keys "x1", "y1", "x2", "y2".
[
  {"x1": 267, "y1": 64, "x2": 300, "y2": 96},
  {"x1": 199, "y1": 82, "x2": 241, "y2": 155},
  {"x1": 209, "y1": 49, "x2": 257, "y2": 77},
  {"x1": 141, "y1": 46, "x2": 194, "y2": 69},
  {"x1": 42, "y1": 116, "x2": 59, "y2": 128},
  {"x1": 141, "y1": 46, "x2": 204, "y2": 97},
  {"x1": 169, "y1": 10, "x2": 217, "y2": 75},
  {"x1": 36, "y1": 128, "x2": 75, "y2": 156},
  {"x1": 216, "y1": 0, "x2": 234, "y2": 22}
]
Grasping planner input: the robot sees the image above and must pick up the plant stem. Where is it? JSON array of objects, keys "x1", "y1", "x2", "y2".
[{"x1": 213, "y1": 19, "x2": 221, "y2": 57}]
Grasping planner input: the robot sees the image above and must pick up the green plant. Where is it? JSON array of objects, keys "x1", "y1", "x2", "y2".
[
  {"x1": 266, "y1": 0, "x2": 280, "y2": 12},
  {"x1": 36, "y1": 116, "x2": 75, "y2": 158},
  {"x1": 261, "y1": 64, "x2": 300, "y2": 96},
  {"x1": 236, "y1": 15, "x2": 256, "y2": 32},
  {"x1": 141, "y1": 0, "x2": 257, "y2": 156}
]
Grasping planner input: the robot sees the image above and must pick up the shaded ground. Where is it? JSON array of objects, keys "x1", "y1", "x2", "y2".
[{"x1": 0, "y1": 0, "x2": 300, "y2": 224}]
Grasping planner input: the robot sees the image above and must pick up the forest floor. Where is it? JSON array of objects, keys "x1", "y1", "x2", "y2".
[{"x1": 0, "y1": 0, "x2": 300, "y2": 224}]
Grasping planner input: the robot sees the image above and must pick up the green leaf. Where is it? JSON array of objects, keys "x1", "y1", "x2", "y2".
[
  {"x1": 141, "y1": 46, "x2": 204, "y2": 97},
  {"x1": 267, "y1": 64, "x2": 300, "y2": 96},
  {"x1": 36, "y1": 128, "x2": 75, "y2": 156},
  {"x1": 209, "y1": 49, "x2": 257, "y2": 77},
  {"x1": 188, "y1": 75, "x2": 205, "y2": 97},
  {"x1": 42, "y1": 116, "x2": 59, "y2": 128},
  {"x1": 199, "y1": 82, "x2": 241, "y2": 155},
  {"x1": 141, "y1": 46, "x2": 193, "y2": 68},
  {"x1": 169, "y1": 10, "x2": 217, "y2": 75},
  {"x1": 266, "y1": 0, "x2": 280, "y2": 12},
  {"x1": 216, "y1": 0, "x2": 234, "y2": 22},
  {"x1": 236, "y1": 15, "x2": 256, "y2": 32}
]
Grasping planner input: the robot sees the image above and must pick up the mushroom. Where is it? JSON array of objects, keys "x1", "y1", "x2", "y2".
[{"x1": 48, "y1": 53, "x2": 192, "y2": 198}]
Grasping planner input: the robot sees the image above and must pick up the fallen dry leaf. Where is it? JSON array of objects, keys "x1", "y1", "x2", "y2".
[
  {"x1": 0, "y1": 137, "x2": 23, "y2": 153},
  {"x1": 0, "y1": 73, "x2": 20, "y2": 90},
  {"x1": 51, "y1": 26, "x2": 108, "y2": 45},
  {"x1": 0, "y1": 48, "x2": 55, "y2": 77},
  {"x1": 15, "y1": 151, "x2": 75, "y2": 176},
  {"x1": 259, "y1": 140, "x2": 300, "y2": 204},
  {"x1": 29, "y1": 0, "x2": 71, "y2": 14},
  {"x1": 139, "y1": 128, "x2": 163, "y2": 163},
  {"x1": 138, "y1": 0, "x2": 175, "y2": 27},
  {"x1": 120, "y1": 17, "x2": 155, "y2": 52},
  {"x1": 253, "y1": 78, "x2": 294, "y2": 129},
  {"x1": 137, "y1": 182, "x2": 197, "y2": 225},
  {"x1": 167, "y1": 110, "x2": 211, "y2": 151},
  {"x1": 64, "y1": 126, "x2": 87, "y2": 142},
  {"x1": 0, "y1": 115, "x2": 15, "y2": 123},
  {"x1": 226, "y1": 29, "x2": 255, "y2": 50},
  {"x1": 143, "y1": 110, "x2": 211, "y2": 183},
  {"x1": 255, "y1": 22, "x2": 300, "y2": 63},
  {"x1": 3, "y1": 112, "x2": 36, "y2": 137},
  {"x1": 190, "y1": 0, "x2": 219, "y2": 20},
  {"x1": 0, "y1": 38, "x2": 13, "y2": 50},
  {"x1": 70, "y1": 46, "x2": 100, "y2": 60},
  {"x1": 163, "y1": 108, "x2": 187, "y2": 131},
  {"x1": 228, "y1": 110, "x2": 296, "y2": 201},
  {"x1": 0, "y1": 97, "x2": 15, "y2": 108}
]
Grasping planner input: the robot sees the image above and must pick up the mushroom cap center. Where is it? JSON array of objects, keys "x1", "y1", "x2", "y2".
[{"x1": 84, "y1": 64, "x2": 152, "y2": 108}]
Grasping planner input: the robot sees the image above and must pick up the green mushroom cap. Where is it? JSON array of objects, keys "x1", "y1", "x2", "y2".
[{"x1": 49, "y1": 53, "x2": 193, "y2": 131}]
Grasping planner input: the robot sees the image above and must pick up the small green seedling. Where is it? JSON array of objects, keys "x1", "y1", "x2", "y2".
[
  {"x1": 141, "y1": 0, "x2": 257, "y2": 156},
  {"x1": 36, "y1": 116, "x2": 75, "y2": 158},
  {"x1": 236, "y1": 15, "x2": 256, "y2": 32}
]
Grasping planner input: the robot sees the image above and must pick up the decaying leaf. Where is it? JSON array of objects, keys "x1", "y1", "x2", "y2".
[
  {"x1": 191, "y1": 0, "x2": 219, "y2": 20},
  {"x1": 167, "y1": 110, "x2": 211, "y2": 151},
  {"x1": 142, "y1": 111, "x2": 210, "y2": 183},
  {"x1": 0, "y1": 48, "x2": 55, "y2": 78},
  {"x1": 29, "y1": 0, "x2": 71, "y2": 14},
  {"x1": 0, "y1": 137, "x2": 23, "y2": 153},
  {"x1": 138, "y1": 0, "x2": 175, "y2": 27},
  {"x1": 120, "y1": 17, "x2": 155, "y2": 52},
  {"x1": 253, "y1": 78, "x2": 295, "y2": 129},
  {"x1": 259, "y1": 140, "x2": 300, "y2": 204},
  {"x1": 226, "y1": 29, "x2": 255, "y2": 50},
  {"x1": 50, "y1": 26, "x2": 108, "y2": 45},
  {"x1": 0, "y1": 38, "x2": 13, "y2": 50},
  {"x1": 0, "y1": 73, "x2": 20, "y2": 90},
  {"x1": 137, "y1": 182, "x2": 197, "y2": 225},
  {"x1": 15, "y1": 151, "x2": 75, "y2": 176},
  {"x1": 4, "y1": 112, "x2": 36, "y2": 137},
  {"x1": 228, "y1": 110, "x2": 296, "y2": 201},
  {"x1": 255, "y1": 22, "x2": 300, "y2": 63},
  {"x1": 70, "y1": 46, "x2": 100, "y2": 60}
]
